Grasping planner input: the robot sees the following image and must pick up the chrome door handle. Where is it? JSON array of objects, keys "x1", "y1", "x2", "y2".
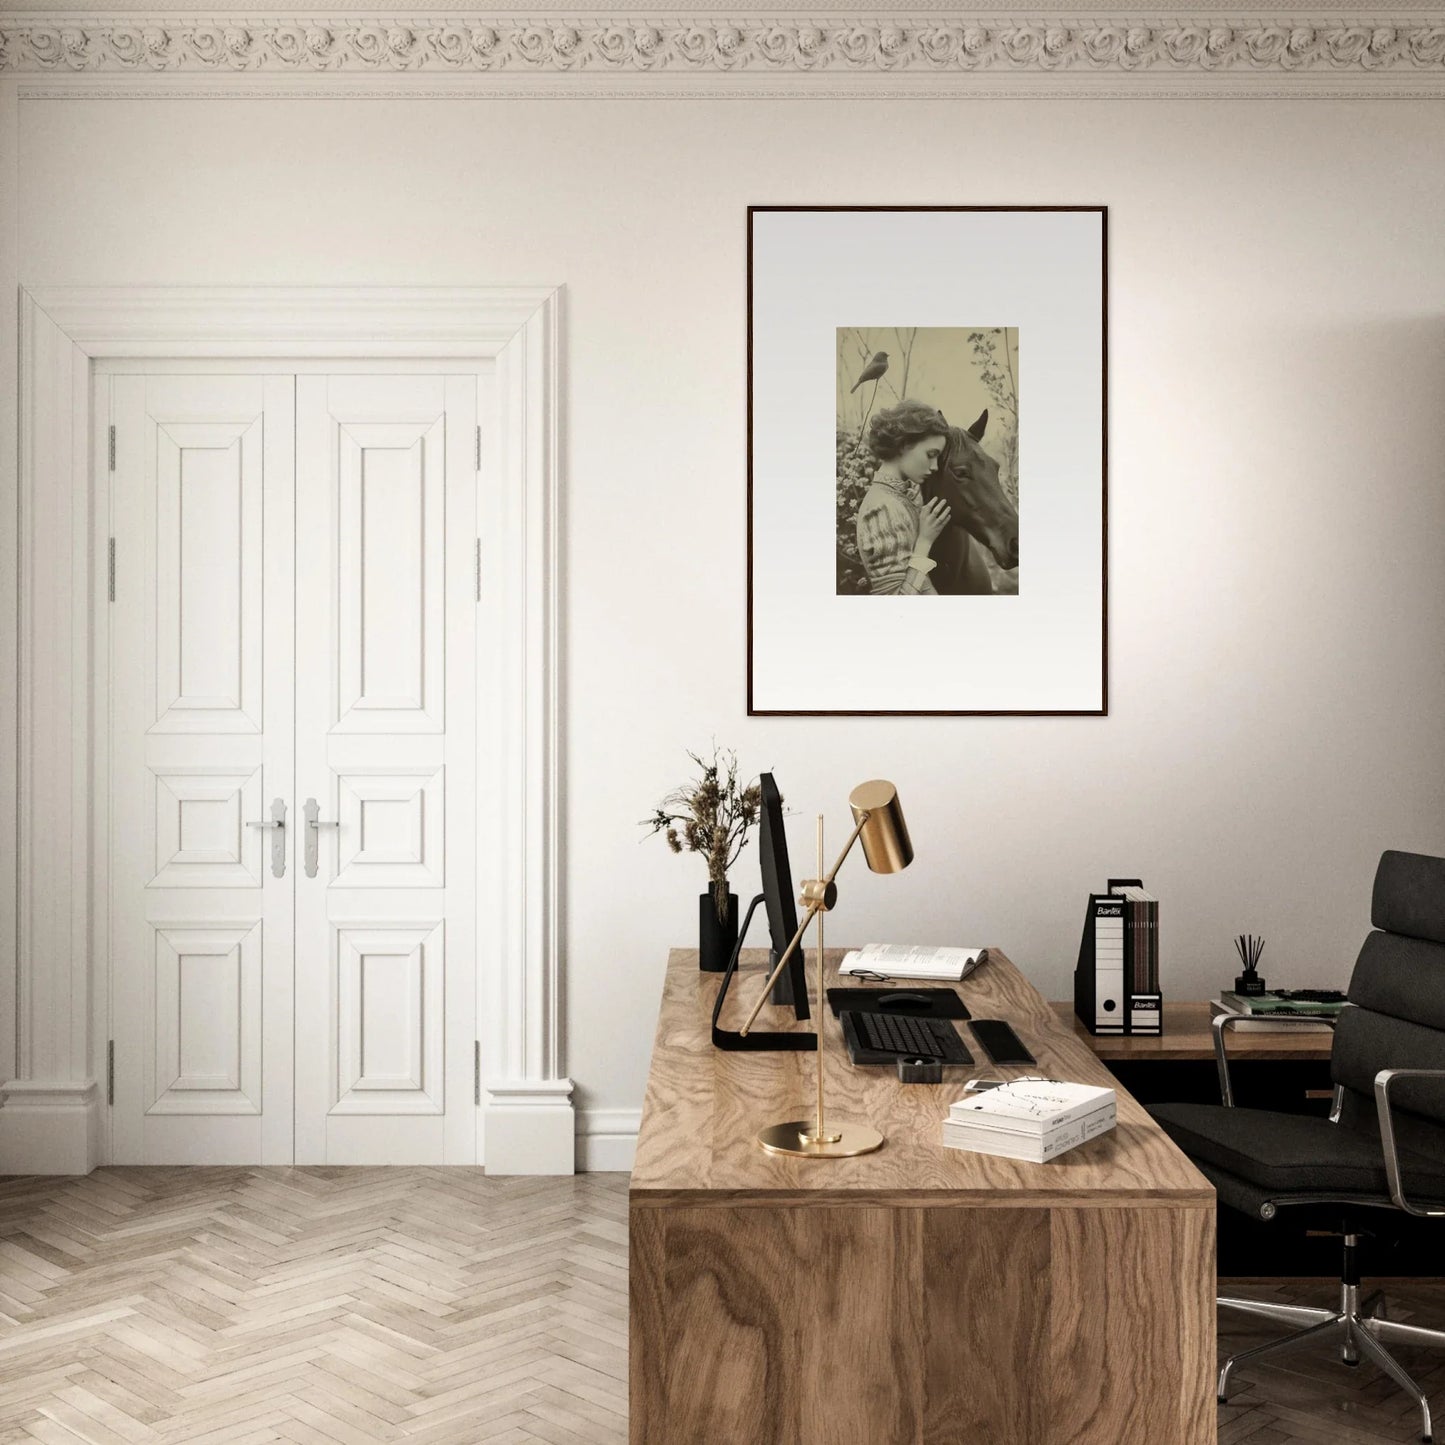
[
  {"x1": 303, "y1": 797, "x2": 339, "y2": 879},
  {"x1": 246, "y1": 797, "x2": 288, "y2": 878}
]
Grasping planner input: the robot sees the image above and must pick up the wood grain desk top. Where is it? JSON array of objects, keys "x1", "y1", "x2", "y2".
[
  {"x1": 1052, "y1": 1000, "x2": 1334, "y2": 1062},
  {"x1": 630, "y1": 948, "x2": 1213, "y2": 1208}
]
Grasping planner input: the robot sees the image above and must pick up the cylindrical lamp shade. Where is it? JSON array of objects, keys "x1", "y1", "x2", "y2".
[{"x1": 848, "y1": 780, "x2": 913, "y2": 874}]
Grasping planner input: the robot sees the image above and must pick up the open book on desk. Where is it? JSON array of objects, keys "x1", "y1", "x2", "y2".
[{"x1": 839, "y1": 943, "x2": 987, "y2": 982}]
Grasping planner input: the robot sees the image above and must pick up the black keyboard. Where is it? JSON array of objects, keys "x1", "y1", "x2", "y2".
[{"x1": 841, "y1": 1010, "x2": 974, "y2": 1065}]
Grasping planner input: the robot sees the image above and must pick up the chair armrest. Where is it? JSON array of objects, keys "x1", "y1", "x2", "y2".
[
  {"x1": 1212, "y1": 1009, "x2": 1340, "y2": 1108},
  {"x1": 1374, "y1": 1068, "x2": 1445, "y2": 1217}
]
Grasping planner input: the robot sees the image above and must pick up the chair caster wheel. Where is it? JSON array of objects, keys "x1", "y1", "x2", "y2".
[{"x1": 1217, "y1": 1397, "x2": 1227, "y2": 1405}]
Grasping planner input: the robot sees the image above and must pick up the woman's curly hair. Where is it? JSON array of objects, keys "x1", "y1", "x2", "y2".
[{"x1": 866, "y1": 400, "x2": 950, "y2": 463}]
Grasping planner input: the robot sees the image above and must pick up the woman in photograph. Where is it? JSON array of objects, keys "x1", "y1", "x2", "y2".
[{"x1": 854, "y1": 400, "x2": 952, "y2": 595}]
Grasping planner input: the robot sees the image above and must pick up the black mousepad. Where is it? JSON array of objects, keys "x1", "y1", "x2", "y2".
[{"x1": 826, "y1": 987, "x2": 970, "y2": 1021}]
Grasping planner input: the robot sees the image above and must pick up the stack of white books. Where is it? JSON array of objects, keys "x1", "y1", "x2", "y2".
[
  {"x1": 838, "y1": 943, "x2": 986, "y2": 982},
  {"x1": 942, "y1": 1079, "x2": 1117, "y2": 1163}
]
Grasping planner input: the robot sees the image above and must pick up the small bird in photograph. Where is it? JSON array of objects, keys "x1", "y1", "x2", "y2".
[{"x1": 851, "y1": 351, "x2": 889, "y2": 393}]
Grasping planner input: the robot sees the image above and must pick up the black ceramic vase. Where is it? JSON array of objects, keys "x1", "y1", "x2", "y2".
[{"x1": 699, "y1": 886, "x2": 739, "y2": 972}]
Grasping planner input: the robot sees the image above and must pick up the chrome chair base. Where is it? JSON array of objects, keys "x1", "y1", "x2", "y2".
[{"x1": 1219, "y1": 1279, "x2": 1445, "y2": 1443}]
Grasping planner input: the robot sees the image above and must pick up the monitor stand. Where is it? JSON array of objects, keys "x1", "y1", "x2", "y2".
[
  {"x1": 769, "y1": 946, "x2": 805, "y2": 1008},
  {"x1": 711, "y1": 894, "x2": 817, "y2": 1052}
]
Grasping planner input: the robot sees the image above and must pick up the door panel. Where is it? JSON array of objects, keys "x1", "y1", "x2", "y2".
[
  {"x1": 149, "y1": 766, "x2": 265, "y2": 888},
  {"x1": 336, "y1": 420, "x2": 446, "y2": 731},
  {"x1": 294, "y1": 374, "x2": 477, "y2": 1165},
  {"x1": 148, "y1": 921, "x2": 262, "y2": 1114},
  {"x1": 334, "y1": 767, "x2": 445, "y2": 888},
  {"x1": 152, "y1": 422, "x2": 264, "y2": 732},
  {"x1": 334, "y1": 920, "x2": 444, "y2": 1113},
  {"x1": 110, "y1": 375, "x2": 295, "y2": 1164}
]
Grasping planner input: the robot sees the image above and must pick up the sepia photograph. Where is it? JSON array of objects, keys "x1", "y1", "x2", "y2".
[{"x1": 836, "y1": 326, "x2": 1019, "y2": 596}]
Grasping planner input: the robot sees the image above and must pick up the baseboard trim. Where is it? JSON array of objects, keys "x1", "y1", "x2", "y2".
[
  {"x1": 483, "y1": 1078, "x2": 576, "y2": 1175},
  {"x1": 576, "y1": 1108, "x2": 639, "y2": 1173},
  {"x1": 0, "y1": 1079, "x2": 101, "y2": 1175}
]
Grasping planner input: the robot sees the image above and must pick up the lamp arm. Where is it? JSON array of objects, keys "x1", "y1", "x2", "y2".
[{"x1": 737, "y1": 811, "x2": 871, "y2": 1037}]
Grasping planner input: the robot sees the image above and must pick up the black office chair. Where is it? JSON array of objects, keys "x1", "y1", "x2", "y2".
[{"x1": 1149, "y1": 849, "x2": 1445, "y2": 1443}]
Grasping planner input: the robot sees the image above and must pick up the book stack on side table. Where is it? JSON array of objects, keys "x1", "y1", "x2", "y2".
[
  {"x1": 941, "y1": 1078, "x2": 1117, "y2": 1163},
  {"x1": 1209, "y1": 990, "x2": 1346, "y2": 1033}
]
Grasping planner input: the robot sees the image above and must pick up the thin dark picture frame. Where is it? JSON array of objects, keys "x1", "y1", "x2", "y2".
[{"x1": 745, "y1": 203, "x2": 1109, "y2": 717}]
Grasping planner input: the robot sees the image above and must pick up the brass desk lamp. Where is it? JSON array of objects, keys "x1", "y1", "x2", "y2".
[{"x1": 738, "y1": 779, "x2": 913, "y2": 1158}]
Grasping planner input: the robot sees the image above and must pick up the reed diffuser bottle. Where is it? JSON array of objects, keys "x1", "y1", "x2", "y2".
[{"x1": 1234, "y1": 934, "x2": 1266, "y2": 996}]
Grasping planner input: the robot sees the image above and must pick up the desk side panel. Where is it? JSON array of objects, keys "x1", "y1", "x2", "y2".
[
  {"x1": 628, "y1": 1205, "x2": 666, "y2": 1437},
  {"x1": 1050, "y1": 1205, "x2": 1216, "y2": 1445},
  {"x1": 629, "y1": 1200, "x2": 1213, "y2": 1445},
  {"x1": 922, "y1": 1207, "x2": 1052, "y2": 1445},
  {"x1": 630, "y1": 1204, "x2": 923, "y2": 1444}
]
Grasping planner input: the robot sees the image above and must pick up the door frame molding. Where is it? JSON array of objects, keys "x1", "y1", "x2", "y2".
[{"x1": 4, "y1": 285, "x2": 572, "y2": 1175}]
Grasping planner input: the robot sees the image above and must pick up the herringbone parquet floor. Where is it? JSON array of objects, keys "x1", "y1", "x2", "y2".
[
  {"x1": 0, "y1": 1168, "x2": 1442, "y2": 1444},
  {"x1": 1218, "y1": 1276, "x2": 1445, "y2": 1445},
  {"x1": 0, "y1": 1168, "x2": 629, "y2": 1444}
]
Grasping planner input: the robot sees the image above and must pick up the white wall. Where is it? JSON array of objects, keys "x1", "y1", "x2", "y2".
[{"x1": 14, "y1": 94, "x2": 1445, "y2": 1152}]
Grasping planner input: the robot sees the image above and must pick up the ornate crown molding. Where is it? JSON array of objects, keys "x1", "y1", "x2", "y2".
[{"x1": 2, "y1": 13, "x2": 1445, "y2": 79}]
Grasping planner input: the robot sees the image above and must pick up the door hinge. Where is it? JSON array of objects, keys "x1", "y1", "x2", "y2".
[
  {"x1": 475, "y1": 424, "x2": 482, "y2": 473},
  {"x1": 107, "y1": 424, "x2": 116, "y2": 472},
  {"x1": 474, "y1": 538, "x2": 482, "y2": 603},
  {"x1": 474, "y1": 1041, "x2": 481, "y2": 1106},
  {"x1": 107, "y1": 538, "x2": 116, "y2": 602},
  {"x1": 106, "y1": 1040, "x2": 115, "y2": 1106}
]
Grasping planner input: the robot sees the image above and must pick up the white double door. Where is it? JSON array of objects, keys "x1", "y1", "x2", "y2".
[{"x1": 108, "y1": 369, "x2": 479, "y2": 1165}]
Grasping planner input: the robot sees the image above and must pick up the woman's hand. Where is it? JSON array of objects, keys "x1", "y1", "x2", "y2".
[{"x1": 915, "y1": 495, "x2": 952, "y2": 551}]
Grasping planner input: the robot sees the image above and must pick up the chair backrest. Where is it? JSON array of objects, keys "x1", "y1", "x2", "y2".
[{"x1": 1331, "y1": 850, "x2": 1445, "y2": 1160}]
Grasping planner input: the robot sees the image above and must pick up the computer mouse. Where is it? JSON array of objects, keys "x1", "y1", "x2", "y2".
[{"x1": 877, "y1": 991, "x2": 931, "y2": 1010}]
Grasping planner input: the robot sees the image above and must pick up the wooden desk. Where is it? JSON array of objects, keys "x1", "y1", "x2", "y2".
[
  {"x1": 1052, "y1": 1000, "x2": 1334, "y2": 1062},
  {"x1": 630, "y1": 949, "x2": 1216, "y2": 1445}
]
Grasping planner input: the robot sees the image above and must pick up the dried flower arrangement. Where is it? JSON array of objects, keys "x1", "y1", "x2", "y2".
[{"x1": 642, "y1": 746, "x2": 764, "y2": 923}]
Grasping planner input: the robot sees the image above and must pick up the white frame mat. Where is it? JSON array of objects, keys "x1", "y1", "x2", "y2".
[{"x1": 748, "y1": 205, "x2": 1107, "y2": 716}]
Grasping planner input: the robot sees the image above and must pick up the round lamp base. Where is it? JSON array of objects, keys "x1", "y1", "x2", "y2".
[{"x1": 757, "y1": 1119, "x2": 885, "y2": 1158}]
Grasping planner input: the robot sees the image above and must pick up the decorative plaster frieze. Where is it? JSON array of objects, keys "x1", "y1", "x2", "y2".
[{"x1": 3, "y1": 14, "x2": 1445, "y2": 76}]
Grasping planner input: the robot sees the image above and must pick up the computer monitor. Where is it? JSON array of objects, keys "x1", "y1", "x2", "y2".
[
  {"x1": 758, "y1": 773, "x2": 810, "y2": 1019},
  {"x1": 710, "y1": 771, "x2": 815, "y2": 1051}
]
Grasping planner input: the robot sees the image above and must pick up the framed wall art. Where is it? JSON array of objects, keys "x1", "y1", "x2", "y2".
[{"x1": 747, "y1": 205, "x2": 1107, "y2": 716}]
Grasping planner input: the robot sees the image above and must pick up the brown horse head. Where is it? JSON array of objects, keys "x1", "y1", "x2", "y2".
[{"x1": 929, "y1": 410, "x2": 1018, "y2": 573}]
